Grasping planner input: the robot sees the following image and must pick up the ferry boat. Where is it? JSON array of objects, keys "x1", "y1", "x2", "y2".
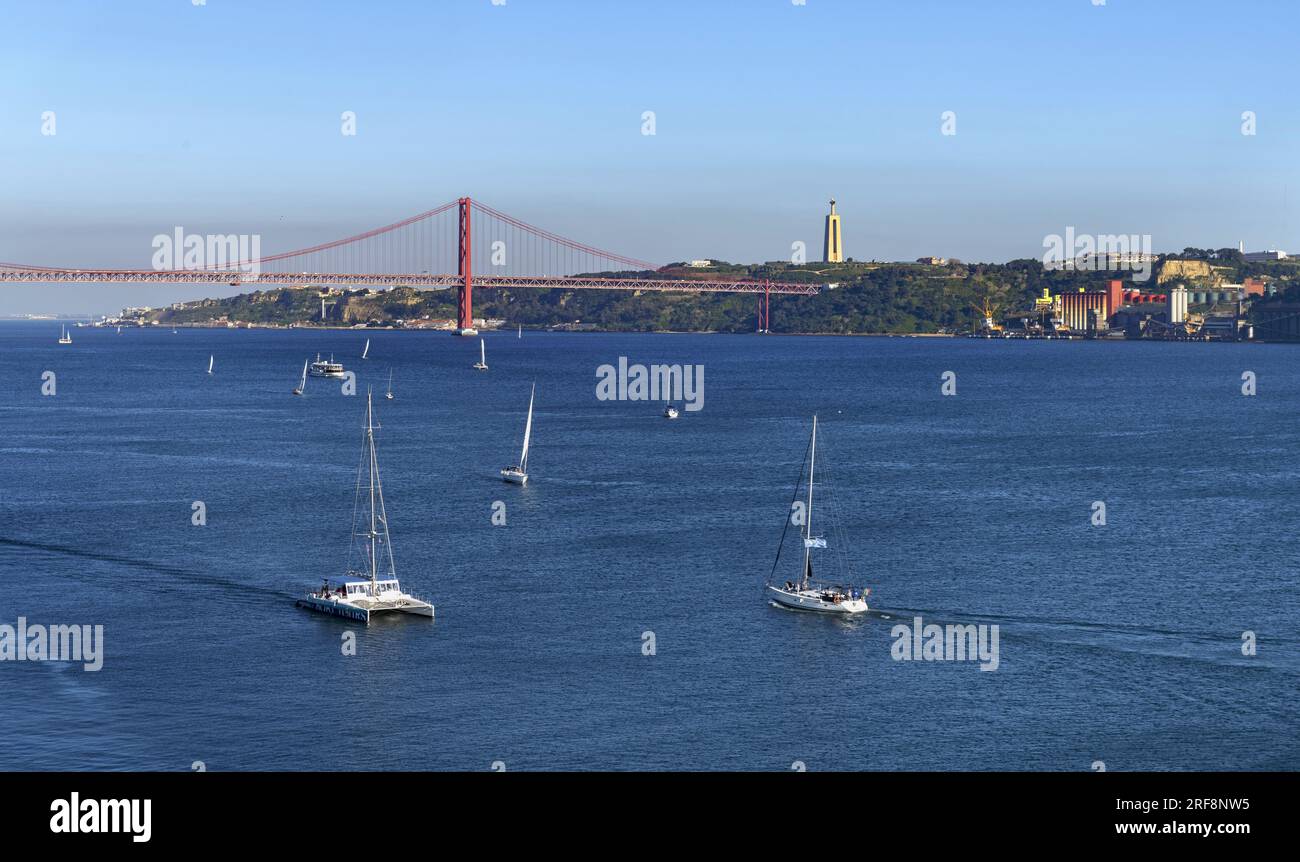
[
  {"x1": 297, "y1": 391, "x2": 433, "y2": 624},
  {"x1": 309, "y1": 354, "x2": 345, "y2": 378},
  {"x1": 765, "y1": 415, "x2": 869, "y2": 616}
]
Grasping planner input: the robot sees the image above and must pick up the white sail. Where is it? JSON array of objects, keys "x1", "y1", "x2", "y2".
[
  {"x1": 362, "y1": 339, "x2": 370, "y2": 359},
  {"x1": 519, "y1": 383, "x2": 535, "y2": 472},
  {"x1": 480, "y1": 339, "x2": 486, "y2": 365},
  {"x1": 517, "y1": 324, "x2": 522, "y2": 338},
  {"x1": 297, "y1": 359, "x2": 308, "y2": 392},
  {"x1": 208, "y1": 355, "x2": 214, "y2": 374},
  {"x1": 386, "y1": 369, "x2": 393, "y2": 397}
]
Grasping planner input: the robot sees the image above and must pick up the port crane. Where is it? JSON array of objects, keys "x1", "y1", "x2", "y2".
[{"x1": 970, "y1": 297, "x2": 1003, "y2": 335}]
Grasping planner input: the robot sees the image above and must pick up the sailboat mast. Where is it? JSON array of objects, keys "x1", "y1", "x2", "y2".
[
  {"x1": 366, "y1": 391, "x2": 378, "y2": 594},
  {"x1": 802, "y1": 414, "x2": 817, "y2": 588}
]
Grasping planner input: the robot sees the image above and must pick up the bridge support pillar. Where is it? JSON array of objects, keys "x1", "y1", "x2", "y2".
[
  {"x1": 456, "y1": 196, "x2": 477, "y2": 336},
  {"x1": 756, "y1": 283, "x2": 770, "y2": 333}
]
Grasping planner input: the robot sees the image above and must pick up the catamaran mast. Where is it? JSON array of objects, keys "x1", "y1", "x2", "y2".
[
  {"x1": 801, "y1": 414, "x2": 817, "y2": 589},
  {"x1": 366, "y1": 391, "x2": 379, "y2": 595}
]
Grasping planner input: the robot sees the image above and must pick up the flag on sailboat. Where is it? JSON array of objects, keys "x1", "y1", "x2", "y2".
[{"x1": 804, "y1": 537, "x2": 827, "y2": 549}]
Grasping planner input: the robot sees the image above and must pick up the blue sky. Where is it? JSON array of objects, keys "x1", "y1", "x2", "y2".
[{"x1": 2, "y1": 0, "x2": 1298, "y2": 313}]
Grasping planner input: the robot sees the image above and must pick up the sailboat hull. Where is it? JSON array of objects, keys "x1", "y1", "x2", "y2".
[
  {"x1": 501, "y1": 469, "x2": 528, "y2": 485},
  {"x1": 766, "y1": 585, "x2": 868, "y2": 615}
]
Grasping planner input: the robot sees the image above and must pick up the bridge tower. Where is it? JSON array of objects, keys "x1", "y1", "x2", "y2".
[{"x1": 456, "y1": 196, "x2": 477, "y2": 335}]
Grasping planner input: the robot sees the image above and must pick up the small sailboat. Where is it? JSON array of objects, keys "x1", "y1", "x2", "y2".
[
  {"x1": 663, "y1": 402, "x2": 680, "y2": 419},
  {"x1": 297, "y1": 390, "x2": 434, "y2": 624},
  {"x1": 472, "y1": 338, "x2": 488, "y2": 370},
  {"x1": 501, "y1": 384, "x2": 535, "y2": 485},
  {"x1": 517, "y1": 324, "x2": 522, "y2": 339},
  {"x1": 57, "y1": 325, "x2": 72, "y2": 345},
  {"x1": 384, "y1": 369, "x2": 394, "y2": 401},
  {"x1": 765, "y1": 415, "x2": 869, "y2": 615},
  {"x1": 207, "y1": 355, "x2": 214, "y2": 375},
  {"x1": 293, "y1": 358, "x2": 308, "y2": 396},
  {"x1": 116, "y1": 326, "x2": 122, "y2": 335},
  {"x1": 362, "y1": 338, "x2": 370, "y2": 360}
]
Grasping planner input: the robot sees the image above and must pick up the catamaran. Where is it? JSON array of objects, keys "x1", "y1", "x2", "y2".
[
  {"x1": 362, "y1": 338, "x2": 370, "y2": 360},
  {"x1": 472, "y1": 338, "x2": 488, "y2": 370},
  {"x1": 384, "y1": 368, "x2": 394, "y2": 401},
  {"x1": 297, "y1": 391, "x2": 434, "y2": 624},
  {"x1": 293, "y1": 359, "x2": 308, "y2": 396},
  {"x1": 501, "y1": 383, "x2": 535, "y2": 485},
  {"x1": 57, "y1": 325, "x2": 72, "y2": 345},
  {"x1": 765, "y1": 415, "x2": 870, "y2": 615}
]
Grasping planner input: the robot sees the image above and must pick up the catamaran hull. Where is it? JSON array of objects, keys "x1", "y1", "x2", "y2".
[
  {"x1": 296, "y1": 596, "x2": 370, "y2": 623},
  {"x1": 766, "y1": 586, "x2": 868, "y2": 615},
  {"x1": 296, "y1": 596, "x2": 434, "y2": 624}
]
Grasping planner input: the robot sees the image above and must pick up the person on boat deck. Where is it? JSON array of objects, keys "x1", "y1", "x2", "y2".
[{"x1": 785, "y1": 581, "x2": 794, "y2": 591}]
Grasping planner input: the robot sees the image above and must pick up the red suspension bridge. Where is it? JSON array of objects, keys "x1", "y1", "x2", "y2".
[{"x1": 0, "y1": 197, "x2": 818, "y2": 333}]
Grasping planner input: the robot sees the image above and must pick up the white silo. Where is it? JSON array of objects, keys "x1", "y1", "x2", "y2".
[{"x1": 1168, "y1": 284, "x2": 1188, "y2": 324}]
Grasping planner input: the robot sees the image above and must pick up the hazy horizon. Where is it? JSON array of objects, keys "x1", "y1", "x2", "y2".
[{"x1": 3, "y1": 0, "x2": 1297, "y2": 314}]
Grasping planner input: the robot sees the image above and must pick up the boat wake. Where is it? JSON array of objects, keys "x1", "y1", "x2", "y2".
[
  {"x1": 0, "y1": 536, "x2": 295, "y2": 601},
  {"x1": 870, "y1": 604, "x2": 1298, "y2": 670}
]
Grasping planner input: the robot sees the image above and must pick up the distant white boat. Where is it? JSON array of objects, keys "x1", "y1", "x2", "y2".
[
  {"x1": 116, "y1": 326, "x2": 122, "y2": 335},
  {"x1": 293, "y1": 358, "x2": 307, "y2": 396},
  {"x1": 207, "y1": 355, "x2": 214, "y2": 375},
  {"x1": 384, "y1": 368, "x2": 394, "y2": 401},
  {"x1": 766, "y1": 415, "x2": 869, "y2": 615},
  {"x1": 296, "y1": 390, "x2": 434, "y2": 624},
  {"x1": 501, "y1": 383, "x2": 535, "y2": 485},
  {"x1": 362, "y1": 338, "x2": 370, "y2": 360},
  {"x1": 472, "y1": 338, "x2": 488, "y2": 370},
  {"x1": 57, "y1": 325, "x2": 72, "y2": 345},
  {"x1": 663, "y1": 403, "x2": 679, "y2": 420},
  {"x1": 517, "y1": 324, "x2": 522, "y2": 339}
]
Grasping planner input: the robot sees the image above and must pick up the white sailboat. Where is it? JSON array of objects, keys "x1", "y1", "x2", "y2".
[
  {"x1": 472, "y1": 338, "x2": 488, "y2": 370},
  {"x1": 766, "y1": 415, "x2": 869, "y2": 615},
  {"x1": 57, "y1": 325, "x2": 72, "y2": 345},
  {"x1": 297, "y1": 390, "x2": 434, "y2": 624},
  {"x1": 207, "y1": 355, "x2": 214, "y2": 375},
  {"x1": 517, "y1": 324, "x2": 522, "y2": 339},
  {"x1": 663, "y1": 402, "x2": 680, "y2": 419},
  {"x1": 362, "y1": 338, "x2": 370, "y2": 360},
  {"x1": 501, "y1": 383, "x2": 535, "y2": 485},
  {"x1": 293, "y1": 359, "x2": 307, "y2": 396},
  {"x1": 384, "y1": 368, "x2": 394, "y2": 401}
]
